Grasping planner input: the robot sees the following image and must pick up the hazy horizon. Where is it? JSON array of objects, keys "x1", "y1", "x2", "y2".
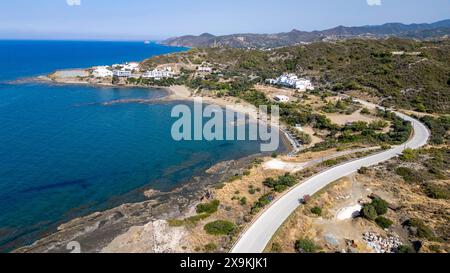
[{"x1": 1, "y1": 0, "x2": 449, "y2": 41}]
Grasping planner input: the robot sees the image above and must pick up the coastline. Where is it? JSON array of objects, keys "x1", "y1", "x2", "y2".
[
  {"x1": 14, "y1": 154, "x2": 265, "y2": 253},
  {"x1": 13, "y1": 75, "x2": 292, "y2": 253},
  {"x1": 32, "y1": 75, "x2": 264, "y2": 124}
]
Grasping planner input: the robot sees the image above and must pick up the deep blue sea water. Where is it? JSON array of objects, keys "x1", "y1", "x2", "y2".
[{"x1": 0, "y1": 41, "x2": 270, "y2": 252}]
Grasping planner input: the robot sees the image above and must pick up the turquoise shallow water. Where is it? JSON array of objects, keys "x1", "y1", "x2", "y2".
[{"x1": 0, "y1": 41, "x2": 272, "y2": 251}]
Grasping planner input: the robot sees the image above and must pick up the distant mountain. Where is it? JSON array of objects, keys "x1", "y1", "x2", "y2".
[{"x1": 162, "y1": 19, "x2": 450, "y2": 48}]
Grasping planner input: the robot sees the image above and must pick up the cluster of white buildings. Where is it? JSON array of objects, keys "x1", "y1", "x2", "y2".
[
  {"x1": 198, "y1": 66, "x2": 213, "y2": 73},
  {"x1": 142, "y1": 67, "x2": 175, "y2": 80},
  {"x1": 197, "y1": 63, "x2": 213, "y2": 73},
  {"x1": 112, "y1": 62, "x2": 139, "y2": 78},
  {"x1": 92, "y1": 62, "x2": 140, "y2": 78},
  {"x1": 91, "y1": 62, "x2": 176, "y2": 80},
  {"x1": 267, "y1": 74, "x2": 314, "y2": 91}
]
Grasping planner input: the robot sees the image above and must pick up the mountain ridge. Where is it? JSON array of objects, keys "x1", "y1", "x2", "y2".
[{"x1": 162, "y1": 19, "x2": 450, "y2": 48}]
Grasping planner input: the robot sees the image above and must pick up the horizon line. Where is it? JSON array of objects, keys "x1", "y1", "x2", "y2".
[{"x1": 1, "y1": 18, "x2": 448, "y2": 42}]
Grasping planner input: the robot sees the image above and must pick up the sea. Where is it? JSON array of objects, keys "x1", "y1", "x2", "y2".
[{"x1": 0, "y1": 40, "x2": 277, "y2": 252}]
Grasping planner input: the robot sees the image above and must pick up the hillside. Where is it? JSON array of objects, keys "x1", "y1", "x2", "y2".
[
  {"x1": 162, "y1": 20, "x2": 450, "y2": 48},
  {"x1": 143, "y1": 38, "x2": 450, "y2": 113}
]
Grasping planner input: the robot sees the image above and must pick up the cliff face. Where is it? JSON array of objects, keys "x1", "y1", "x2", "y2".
[{"x1": 162, "y1": 20, "x2": 450, "y2": 48}]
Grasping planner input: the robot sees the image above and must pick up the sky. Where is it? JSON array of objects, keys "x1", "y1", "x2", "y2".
[{"x1": 0, "y1": 0, "x2": 449, "y2": 40}]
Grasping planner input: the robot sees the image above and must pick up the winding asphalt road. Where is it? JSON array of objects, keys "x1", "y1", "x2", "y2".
[{"x1": 231, "y1": 104, "x2": 430, "y2": 253}]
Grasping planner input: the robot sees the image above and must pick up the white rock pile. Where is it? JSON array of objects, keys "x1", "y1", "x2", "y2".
[{"x1": 363, "y1": 232, "x2": 402, "y2": 253}]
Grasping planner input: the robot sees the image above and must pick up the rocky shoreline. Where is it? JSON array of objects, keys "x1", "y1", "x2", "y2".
[{"x1": 14, "y1": 154, "x2": 267, "y2": 253}]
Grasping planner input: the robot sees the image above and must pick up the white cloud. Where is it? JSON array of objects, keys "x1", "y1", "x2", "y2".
[
  {"x1": 367, "y1": 0, "x2": 382, "y2": 6},
  {"x1": 66, "y1": 0, "x2": 81, "y2": 6}
]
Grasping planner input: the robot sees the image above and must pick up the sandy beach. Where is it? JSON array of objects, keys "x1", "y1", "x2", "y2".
[{"x1": 33, "y1": 74, "x2": 263, "y2": 125}]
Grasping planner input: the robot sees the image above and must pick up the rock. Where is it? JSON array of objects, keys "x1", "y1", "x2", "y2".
[{"x1": 362, "y1": 232, "x2": 402, "y2": 253}]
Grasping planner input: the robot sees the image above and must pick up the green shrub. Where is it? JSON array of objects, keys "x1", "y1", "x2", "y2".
[
  {"x1": 381, "y1": 144, "x2": 392, "y2": 150},
  {"x1": 396, "y1": 245, "x2": 416, "y2": 253},
  {"x1": 270, "y1": 242, "x2": 282, "y2": 253},
  {"x1": 196, "y1": 200, "x2": 220, "y2": 214},
  {"x1": 295, "y1": 238, "x2": 320, "y2": 253},
  {"x1": 263, "y1": 174, "x2": 297, "y2": 193},
  {"x1": 361, "y1": 108, "x2": 371, "y2": 115},
  {"x1": 204, "y1": 220, "x2": 235, "y2": 236},
  {"x1": 358, "y1": 167, "x2": 369, "y2": 175},
  {"x1": 361, "y1": 204, "x2": 378, "y2": 221},
  {"x1": 420, "y1": 115, "x2": 450, "y2": 145},
  {"x1": 423, "y1": 184, "x2": 450, "y2": 200},
  {"x1": 240, "y1": 197, "x2": 247, "y2": 206},
  {"x1": 251, "y1": 194, "x2": 273, "y2": 214},
  {"x1": 252, "y1": 158, "x2": 264, "y2": 165},
  {"x1": 375, "y1": 216, "x2": 393, "y2": 229},
  {"x1": 400, "y1": 148, "x2": 417, "y2": 161},
  {"x1": 322, "y1": 159, "x2": 339, "y2": 167},
  {"x1": 185, "y1": 213, "x2": 212, "y2": 225},
  {"x1": 395, "y1": 167, "x2": 423, "y2": 183},
  {"x1": 403, "y1": 218, "x2": 435, "y2": 240},
  {"x1": 310, "y1": 206, "x2": 322, "y2": 216},
  {"x1": 371, "y1": 197, "x2": 389, "y2": 215},
  {"x1": 167, "y1": 219, "x2": 184, "y2": 227}
]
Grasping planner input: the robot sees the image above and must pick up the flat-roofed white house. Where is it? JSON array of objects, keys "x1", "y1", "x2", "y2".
[
  {"x1": 113, "y1": 70, "x2": 132, "y2": 77},
  {"x1": 274, "y1": 95, "x2": 290, "y2": 103},
  {"x1": 93, "y1": 66, "x2": 113, "y2": 78},
  {"x1": 267, "y1": 74, "x2": 314, "y2": 91},
  {"x1": 197, "y1": 65, "x2": 213, "y2": 73},
  {"x1": 142, "y1": 68, "x2": 175, "y2": 80},
  {"x1": 294, "y1": 78, "x2": 314, "y2": 91}
]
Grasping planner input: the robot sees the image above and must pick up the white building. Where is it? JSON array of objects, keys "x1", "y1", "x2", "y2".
[
  {"x1": 268, "y1": 74, "x2": 314, "y2": 91},
  {"x1": 197, "y1": 65, "x2": 213, "y2": 73},
  {"x1": 112, "y1": 62, "x2": 139, "y2": 71},
  {"x1": 274, "y1": 95, "x2": 290, "y2": 103},
  {"x1": 92, "y1": 66, "x2": 113, "y2": 78},
  {"x1": 142, "y1": 68, "x2": 175, "y2": 80},
  {"x1": 113, "y1": 70, "x2": 132, "y2": 77}
]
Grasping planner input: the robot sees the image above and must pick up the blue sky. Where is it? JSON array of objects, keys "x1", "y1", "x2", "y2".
[{"x1": 0, "y1": 0, "x2": 449, "y2": 40}]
